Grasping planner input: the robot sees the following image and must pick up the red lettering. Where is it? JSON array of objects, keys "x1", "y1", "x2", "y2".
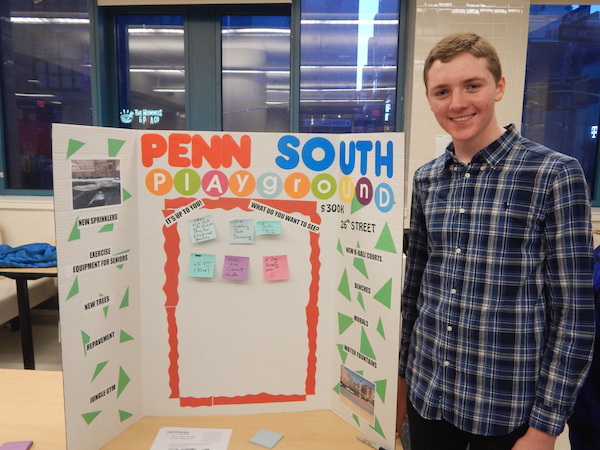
[
  {"x1": 141, "y1": 133, "x2": 167, "y2": 167},
  {"x1": 168, "y1": 133, "x2": 192, "y2": 167}
]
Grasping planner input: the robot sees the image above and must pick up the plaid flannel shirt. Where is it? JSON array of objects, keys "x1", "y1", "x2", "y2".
[{"x1": 399, "y1": 124, "x2": 595, "y2": 436}]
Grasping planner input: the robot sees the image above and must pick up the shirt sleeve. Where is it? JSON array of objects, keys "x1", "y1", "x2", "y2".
[
  {"x1": 530, "y1": 157, "x2": 596, "y2": 436},
  {"x1": 399, "y1": 175, "x2": 429, "y2": 378}
]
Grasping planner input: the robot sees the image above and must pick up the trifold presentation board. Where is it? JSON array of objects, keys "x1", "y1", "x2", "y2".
[{"x1": 52, "y1": 124, "x2": 405, "y2": 450}]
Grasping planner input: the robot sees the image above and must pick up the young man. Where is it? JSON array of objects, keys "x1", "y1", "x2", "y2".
[{"x1": 397, "y1": 33, "x2": 596, "y2": 450}]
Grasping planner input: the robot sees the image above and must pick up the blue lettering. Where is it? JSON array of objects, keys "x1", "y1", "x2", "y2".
[
  {"x1": 339, "y1": 141, "x2": 356, "y2": 175},
  {"x1": 302, "y1": 137, "x2": 335, "y2": 171},
  {"x1": 356, "y1": 141, "x2": 373, "y2": 175},
  {"x1": 375, "y1": 141, "x2": 394, "y2": 177},
  {"x1": 275, "y1": 135, "x2": 301, "y2": 169}
]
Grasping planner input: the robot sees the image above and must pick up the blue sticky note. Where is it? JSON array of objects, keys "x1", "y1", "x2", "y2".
[{"x1": 249, "y1": 429, "x2": 284, "y2": 448}]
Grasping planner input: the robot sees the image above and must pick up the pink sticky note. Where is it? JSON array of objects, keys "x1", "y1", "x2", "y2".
[
  {"x1": 223, "y1": 255, "x2": 250, "y2": 281},
  {"x1": 263, "y1": 255, "x2": 289, "y2": 281},
  {"x1": 0, "y1": 442, "x2": 33, "y2": 450}
]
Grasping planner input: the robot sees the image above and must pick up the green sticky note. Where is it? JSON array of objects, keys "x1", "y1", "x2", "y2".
[{"x1": 188, "y1": 253, "x2": 215, "y2": 278}]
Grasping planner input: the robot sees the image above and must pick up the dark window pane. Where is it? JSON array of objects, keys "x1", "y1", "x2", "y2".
[
  {"x1": 0, "y1": 0, "x2": 92, "y2": 190},
  {"x1": 116, "y1": 14, "x2": 185, "y2": 130},
  {"x1": 522, "y1": 5, "x2": 600, "y2": 196},
  {"x1": 300, "y1": 0, "x2": 400, "y2": 133},
  {"x1": 222, "y1": 14, "x2": 291, "y2": 132}
]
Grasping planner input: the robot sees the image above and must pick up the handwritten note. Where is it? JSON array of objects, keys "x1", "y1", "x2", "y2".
[
  {"x1": 229, "y1": 219, "x2": 254, "y2": 244},
  {"x1": 222, "y1": 255, "x2": 250, "y2": 281},
  {"x1": 188, "y1": 253, "x2": 215, "y2": 278},
  {"x1": 263, "y1": 255, "x2": 289, "y2": 281},
  {"x1": 189, "y1": 215, "x2": 217, "y2": 243},
  {"x1": 256, "y1": 220, "x2": 282, "y2": 236}
]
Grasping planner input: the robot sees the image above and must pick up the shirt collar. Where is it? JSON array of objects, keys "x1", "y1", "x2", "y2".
[{"x1": 441, "y1": 124, "x2": 519, "y2": 170}]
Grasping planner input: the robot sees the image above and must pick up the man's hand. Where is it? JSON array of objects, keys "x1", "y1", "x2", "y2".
[
  {"x1": 396, "y1": 376, "x2": 408, "y2": 436},
  {"x1": 512, "y1": 426, "x2": 557, "y2": 450}
]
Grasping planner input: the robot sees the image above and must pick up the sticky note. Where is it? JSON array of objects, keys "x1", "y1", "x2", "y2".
[
  {"x1": 188, "y1": 253, "x2": 215, "y2": 278},
  {"x1": 229, "y1": 219, "x2": 254, "y2": 244},
  {"x1": 249, "y1": 429, "x2": 284, "y2": 448},
  {"x1": 263, "y1": 255, "x2": 289, "y2": 281},
  {"x1": 0, "y1": 442, "x2": 34, "y2": 450},
  {"x1": 256, "y1": 221, "x2": 281, "y2": 235},
  {"x1": 188, "y1": 215, "x2": 217, "y2": 243},
  {"x1": 222, "y1": 255, "x2": 249, "y2": 281}
]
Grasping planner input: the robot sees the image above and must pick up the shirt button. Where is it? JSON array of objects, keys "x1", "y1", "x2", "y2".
[
  {"x1": 459, "y1": 207, "x2": 465, "y2": 214},
  {"x1": 455, "y1": 247, "x2": 461, "y2": 253},
  {"x1": 465, "y1": 173, "x2": 471, "y2": 179},
  {"x1": 447, "y1": 325, "x2": 453, "y2": 332},
  {"x1": 444, "y1": 361, "x2": 450, "y2": 367},
  {"x1": 450, "y1": 288, "x2": 456, "y2": 294}
]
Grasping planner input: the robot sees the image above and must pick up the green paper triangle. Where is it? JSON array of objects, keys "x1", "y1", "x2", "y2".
[
  {"x1": 375, "y1": 379, "x2": 387, "y2": 403},
  {"x1": 350, "y1": 196, "x2": 366, "y2": 214},
  {"x1": 338, "y1": 313, "x2": 354, "y2": 334},
  {"x1": 119, "y1": 410, "x2": 134, "y2": 422},
  {"x1": 337, "y1": 343, "x2": 348, "y2": 364},
  {"x1": 353, "y1": 242, "x2": 368, "y2": 278},
  {"x1": 122, "y1": 188, "x2": 132, "y2": 201},
  {"x1": 353, "y1": 256, "x2": 368, "y2": 278},
  {"x1": 119, "y1": 330, "x2": 134, "y2": 343},
  {"x1": 120, "y1": 287, "x2": 130, "y2": 309},
  {"x1": 67, "y1": 277, "x2": 80, "y2": 300},
  {"x1": 82, "y1": 410, "x2": 101, "y2": 425},
  {"x1": 337, "y1": 238, "x2": 343, "y2": 255},
  {"x1": 373, "y1": 278, "x2": 393, "y2": 309},
  {"x1": 108, "y1": 138, "x2": 126, "y2": 157},
  {"x1": 92, "y1": 361, "x2": 109, "y2": 382},
  {"x1": 370, "y1": 416, "x2": 386, "y2": 438},
  {"x1": 360, "y1": 327, "x2": 376, "y2": 360},
  {"x1": 374, "y1": 222, "x2": 397, "y2": 254},
  {"x1": 337, "y1": 269, "x2": 351, "y2": 301},
  {"x1": 377, "y1": 317, "x2": 386, "y2": 339},
  {"x1": 103, "y1": 306, "x2": 109, "y2": 318},
  {"x1": 117, "y1": 367, "x2": 131, "y2": 397},
  {"x1": 67, "y1": 139, "x2": 85, "y2": 158},
  {"x1": 68, "y1": 219, "x2": 81, "y2": 241},
  {"x1": 352, "y1": 414, "x2": 360, "y2": 426},
  {"x1": 81, "y1": 330, "x2": 90, "y2": 355},
  {"x1": 99, "y1": 224, "x2": 114, "y2": 233},
  {"x1": 333, "y1": 382, "x2": 340, "y2": 394},
  {"x1": 357, "y1": 291, "x2": 365, "y2": 311}
]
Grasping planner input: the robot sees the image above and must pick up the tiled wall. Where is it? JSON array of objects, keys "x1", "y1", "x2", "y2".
[{"x1": 403, "y1": 0, "x2": 531, "y2": 225}]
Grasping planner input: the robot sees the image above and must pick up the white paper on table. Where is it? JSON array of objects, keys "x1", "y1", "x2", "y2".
[{"x1": 149, "y1": 427, "x2": 233, "y2": 450}]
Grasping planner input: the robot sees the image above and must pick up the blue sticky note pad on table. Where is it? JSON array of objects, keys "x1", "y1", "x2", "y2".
[{"x1": 249, "y1": 429, "x2": 284, "y2": 448}]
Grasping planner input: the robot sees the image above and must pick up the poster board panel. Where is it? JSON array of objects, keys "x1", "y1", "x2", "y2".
[{"x1": 53, "y1": 125, "x2": 404, "y2": 449}]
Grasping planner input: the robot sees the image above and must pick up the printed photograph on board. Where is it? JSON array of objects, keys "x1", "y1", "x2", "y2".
[
  {"x1": 339, "y1": 365, "x2": 375, "y2": 424},
  {"x1": 71, "y1": 159, "x2": 121, "y2": 210}
]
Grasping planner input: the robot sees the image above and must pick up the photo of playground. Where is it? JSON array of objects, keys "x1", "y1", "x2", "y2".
[
  {"x1": 339, "y1": 365, "x2": 375, "y2": 424},
  {"x1": 71, "y1": 159, "x2": 121, "y2": 210}
]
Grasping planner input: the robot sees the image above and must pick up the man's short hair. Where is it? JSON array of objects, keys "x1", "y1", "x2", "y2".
[{"x1": 423, "y1": 33, "x2": 503, "y2": 88}]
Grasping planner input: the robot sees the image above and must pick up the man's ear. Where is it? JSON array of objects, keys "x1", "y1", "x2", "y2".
[{"x1": 495, "y1": 76, "x2": 506, "y2": 102}]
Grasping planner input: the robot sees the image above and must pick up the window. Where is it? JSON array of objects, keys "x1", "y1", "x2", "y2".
[
  {"x1": 0, "y1": 0, "x2": 92, "y2": 192},
  {"x1": 300, "y1": 0, "x2": 401, "y2": 133},
  {"x1": 222, "y1": 14, "x2": 291, "y2": 132},
  {"x1": 115, "y1": 14, "x2": 185, "y2": 130},
  {"x1": 0, "y1": 1, "x2": 405, "y2": 194},
  {"x1": 522, "y1": 4, "x2": 600, "y2": 203}
]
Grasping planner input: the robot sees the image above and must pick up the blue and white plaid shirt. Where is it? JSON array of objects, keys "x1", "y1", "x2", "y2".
[{"x1": 399, "y1": 124, "x2": 595, "y2": 437}]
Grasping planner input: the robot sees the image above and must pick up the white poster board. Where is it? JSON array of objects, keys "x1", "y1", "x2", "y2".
[{"x1": 52, "y1": 124, "x2": 404, "y2": 449}]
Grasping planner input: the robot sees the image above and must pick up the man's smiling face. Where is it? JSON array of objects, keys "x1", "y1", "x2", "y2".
[{"x1": 425, "y1": 51, "x2": 506, "y2": 159}]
